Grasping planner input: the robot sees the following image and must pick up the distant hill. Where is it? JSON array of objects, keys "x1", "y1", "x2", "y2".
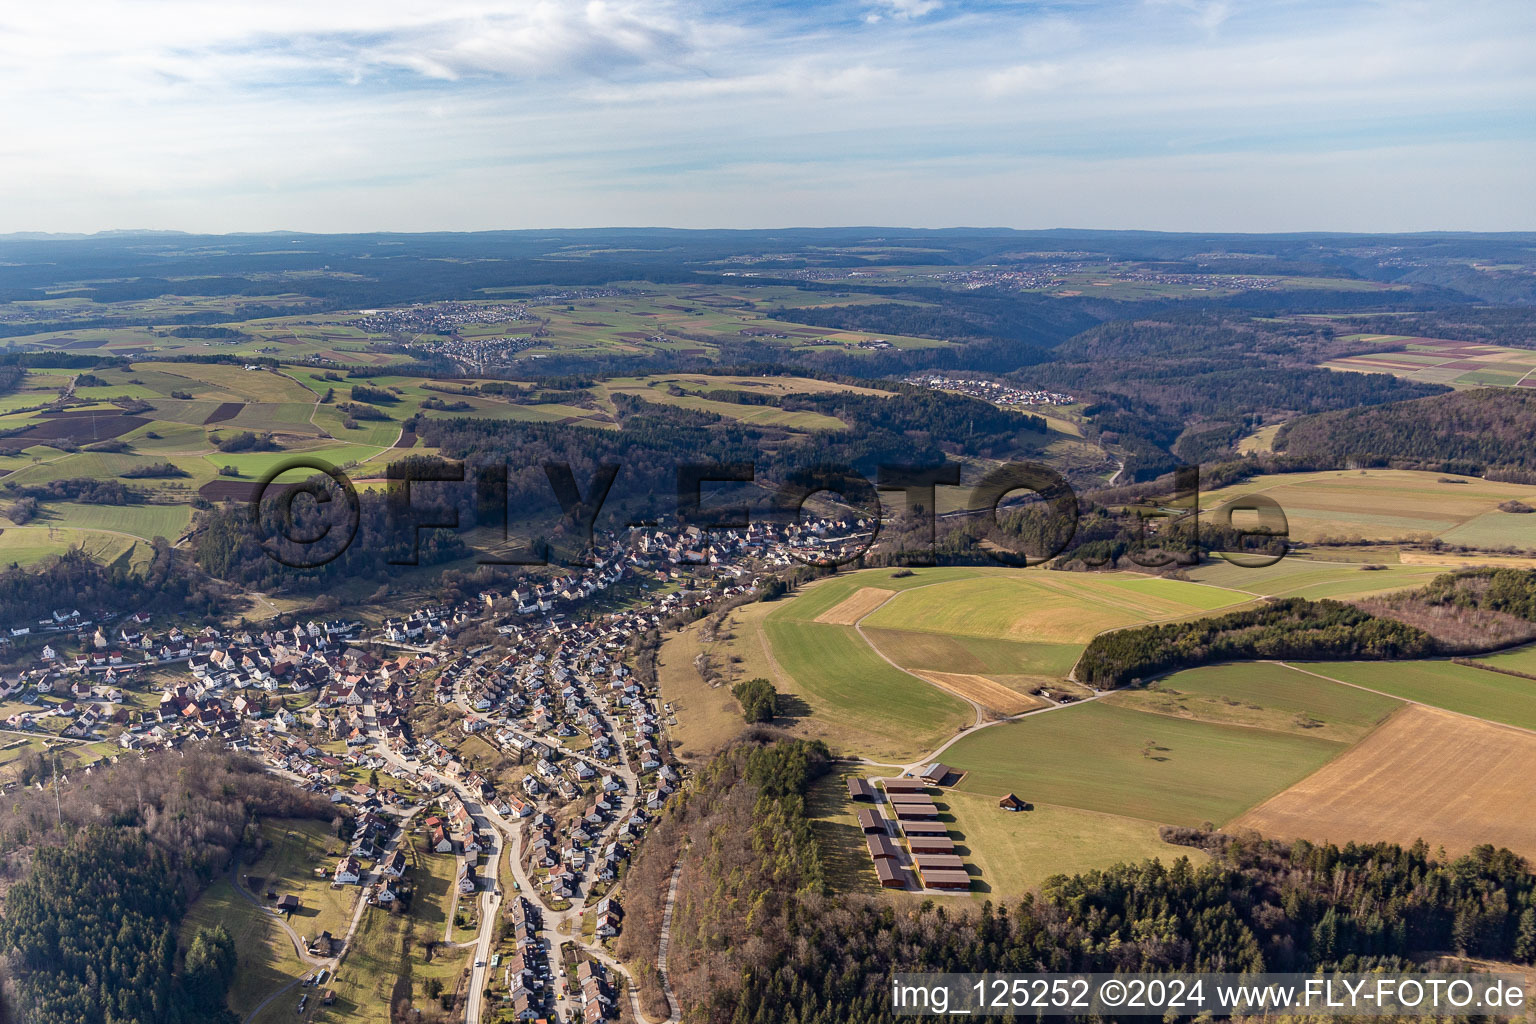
[{"x1": 1275, "y1": 387, "x2": 1536, "y2": 478}]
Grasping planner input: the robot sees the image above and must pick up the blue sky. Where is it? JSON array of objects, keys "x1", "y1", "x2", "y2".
[{"x1": 2, "y1": 0, "x2": 1532, "y2": 232}]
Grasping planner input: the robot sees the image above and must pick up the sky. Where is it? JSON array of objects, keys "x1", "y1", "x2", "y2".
[{"x1": 2, "y1": 0, "x2": 1533, "y2": 233}]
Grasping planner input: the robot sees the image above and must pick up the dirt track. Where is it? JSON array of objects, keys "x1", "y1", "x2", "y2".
[
  {"x1": 814, "y1": 587, "x2": 895, "y2": 625},
  {"x1": 909, "y1": 671, "x2": 1042, "y2": 715}
]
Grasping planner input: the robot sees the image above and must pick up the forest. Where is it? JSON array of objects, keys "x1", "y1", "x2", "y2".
[
  {"x1": 1276, "y1": 389, "x2": 1536, "y2": 480},
  {"x1": 1075, "y1": 568, "x2": 1536, "y2": 687},
  {"x1": 1016, "y1": 318, "x2": 1446, "y2": 479},
  {"x1": 0, "y1": 544, "x2": 227, "y2": 624},
  {"x1": 0, "y1": 745, "x2": 333, "y2": 1024},
  {"x1": 616, "y1": 737, "x2": 1536, "y2": 1024},
  {"x1": 1074, "y1": 598, "x2": 1433, "y2": 689}
]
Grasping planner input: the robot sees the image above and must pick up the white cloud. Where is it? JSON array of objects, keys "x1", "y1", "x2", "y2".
[
  {"x1": 867, "y1": 0, "x2": 944, "y2": 20},
  {"x1": 0, "y1": 0, "x2": 1531, "y2": 231}
]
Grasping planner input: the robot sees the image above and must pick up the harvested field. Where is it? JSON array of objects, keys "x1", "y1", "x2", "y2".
[
  {"x1": 198, "y1": 480, "x2": 262, "y2": 502},
  {"x1": 0, "y1": 413, "x2": 150, "y2": 448},
  {"x1": 1198, "y1": 470, "x2": 1536, "y2": 545},
  {"x1": 815, "y1": 587, "x2": 895, "y2": 625},
  {"x1": 1231, "y1": 706, "x2": 1536, "y2": 859},
  {"x1": 394, "y1": 430, "x2": 418, "y2": 448},
  {"x1": 202, "y1": 401, "x2": 243, "y2": 424},
  {"x1": 909, "y1": 671, "x2": 1042, "y2": 714}
]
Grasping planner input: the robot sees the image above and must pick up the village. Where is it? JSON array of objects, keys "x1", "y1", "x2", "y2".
[
  {"x1": 0, "y1": 512, "x2": 880, "y2": 1022},
  {"x1": 902, "y1": 374, "x2": 1075, "y2": 408}
]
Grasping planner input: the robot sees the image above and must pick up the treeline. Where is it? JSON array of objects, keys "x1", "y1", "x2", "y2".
[
  {"x1": 1276, "y1": 388, "x2": 1536, "y2": 479},
  {"x1": 213, "y1": 431, "x2": 279, "y2": 453},
  {"x1": 2, "y1": 476, "x2": 143, "y2": 504},
  {"x1": 0, "y1": 831, "x2": 214, "y2": 1023},
  {"x1": 615, "y1": 736, "x2": 830, "y2": 1019},
  {"x1": 783, "y1": 387, "x2": 1047, "y2": 452},
  {"x1": 167, "y1": 325, "x2": 245, "y2": 339},
  {"x1": 193, "y1": 485, "x2": 467, "y2": 591},
  {"x1": 1342, "y1": 308, "x2": 1536, "y2": 348},
  {"x1": 0, "y1": 745, "x2": 333, "y2": 1024},
  {"x1": 121, "y1": 461, "x2": 190, "y2": 478},
  {"x1": 335, "y1": 400, "x2": 393, "y2": 421},
  {"x1": 1076, "y1": 598, "x2": 1433, "y2": 688},
  {"x1": 349, "y1": 383, "x2": 399, "y2": 404},
  {"x1": 0, "y1": 351, "x2": 131, "y2": 371},
  {"x1": 1417, "y1": 567, "x2": 1536, "y2": 621}
]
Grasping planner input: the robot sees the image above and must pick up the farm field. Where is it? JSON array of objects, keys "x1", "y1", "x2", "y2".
[
  {"x1": 1198, "y1": 470, "x2": 1536, "y2": 545},
  {"x1": 596, "y1": 376, "x2": 855, "y2": 431},
  {"x1": 0, "y1": 526, "x2": 148, "y2": 568},
  {"x1": 1287, "y1": 659, "x2": 1536, "y2": 732},
  {"x1": 859, "y1": 630, "x2": 1082, "y2": 681},
  {"x1": 1184, "y1": 556, "x2": 1445, "y2": 601},
  {"x1": 770, "y1": 566, "x2": 997, "y2": 622},
  {"x1": 1107, "y1": 663, "x2": 1403, "y2": 744},
  {"x1": 814, "y1": 586, "x2": 895, "y2": 624},
  {"x1": 858, "y1": 571, "x2": 1250, "y2": 643},
  {"x1": 756, "y1": 567, "x2": 1268, "y2": 743},
  {"x1": 1231, "y1": 706, "x2": 1536, "y2": 860},
  {"x1": 944, "y1": 700, "x2": 1349, "y2": 826},
  {"x1": 761, "y1": 615, "x2": 971, "y2": 762},
  {"x1": 905, "y1": 671, "x2": 1044, "y2": 714},
  {"x1": 1322, "y1": 338, "x2": 1536, "y2": 388},
  {"x1": 1469, "y1": 642, "x2": 1536, "y2": 675},
  {"x1": 655, "y1": 597, "x2": 957, "y2": 763},
  {"x1": 7, "y1": 499, "x2": 193, "y2": 540},
  {"x1": 940, "y1": 791, "x2": 1209, "y2": 897},
  {"x1": 1235, "y1": 422, "x2": 1283, "y2": 454}
]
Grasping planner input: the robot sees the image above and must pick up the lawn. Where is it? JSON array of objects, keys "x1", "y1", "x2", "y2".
[
  {"x1": 241, "y1": 819, "x2": 358, "y2": 944},
  {"x1": 772, "y1": 566, "x2": 995, "y2": 623},
  {"x1": 859, "y1": 572, "x2": 1249, "y2": 644},
  {"x1": 1289, "y1": 659, "x2": 1536, "y2": 731},
  {"x1": 180, "y1": 877, "x2": 308, "y2": 1019},
  {"x1": 807, "y1": 768, "x2": 886, "y2": 896},
  {"x1": 1185, "y1": 557, "x2": 1445, "y2": 601},
  {"x1": 1470, "y1": 642, "x2": 1536, "y2": 675},
  {"x1": 1106, "y1": 662, "x2": 1402, "y2": 743},
  {"x1": 940, "y1": 790, "x2": 1209, "y2": 897},
  {"x1": 0, "y1": 526, "x2": 148, "y2": 568},
  {"x1": 945, "y1": 700, "x2": 1348, "y2": 826},
  {"x1": 762, "y1": 614, "x2": 971, "y2": 763}
]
